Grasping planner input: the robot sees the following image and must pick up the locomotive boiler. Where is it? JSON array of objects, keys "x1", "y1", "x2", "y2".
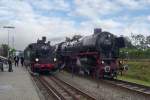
[
  {"x1": 55, "y1": 28, "x2": 125, "y2": 78},
  {"x1": 24, "y1": 37, "x2": 57, "y2": 73}
]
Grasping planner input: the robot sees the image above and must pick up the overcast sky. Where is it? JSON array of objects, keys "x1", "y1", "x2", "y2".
[{"x1": 0, "y1": 0, "x2": 150, "y2": 50}]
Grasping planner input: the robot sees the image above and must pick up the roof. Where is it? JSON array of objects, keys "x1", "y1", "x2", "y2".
[{"x1": 0, "y1": 56, "x2": 8, "y2": 60}]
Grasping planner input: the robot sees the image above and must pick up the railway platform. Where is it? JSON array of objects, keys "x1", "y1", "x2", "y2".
[{"x1": 0, "y1": 64, "x2": 40, "y2": 100}]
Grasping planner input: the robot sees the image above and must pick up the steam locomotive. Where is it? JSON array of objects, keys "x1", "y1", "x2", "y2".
[
  {"x1": 55, "y1": 28, "x2": 125, "y2": 78},
  {"x1": 24, "y1": 37, "x2": 57, "y2": 73}
]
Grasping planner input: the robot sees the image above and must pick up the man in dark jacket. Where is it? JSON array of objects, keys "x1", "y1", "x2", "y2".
[
  {"x1": 14, "y1": 56, "x2": 19, "y2": 66},
  {"x1": 20, "y1": 57, "x2": 24, "y2": 66}
]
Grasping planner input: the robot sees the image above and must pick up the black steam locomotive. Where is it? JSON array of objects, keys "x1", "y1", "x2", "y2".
[
  {"x1": 55, "y1": 28, "x2": 125, "y2": 78},
  {"x1": 24, "y1": 37, "x2": 57, "y2": 73}
]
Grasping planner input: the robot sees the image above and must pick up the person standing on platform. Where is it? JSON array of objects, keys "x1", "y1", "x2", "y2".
[
  {"x1": 20, "y1": 57, "x2": 24, "y2": 66},
  {"x1": 14, "y1": 56, "x2": 19, "y2": 66},
  {"x1": 8, "y1": 57, "x2": 13, "y2": 72},
  {"x1": 0, "y1": 59, "x2": 4, "y2": 71}
]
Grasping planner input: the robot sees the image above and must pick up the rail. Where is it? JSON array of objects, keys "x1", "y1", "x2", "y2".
[{"x1": 103, "y1": 79, "x2": 150, "y2": 96}]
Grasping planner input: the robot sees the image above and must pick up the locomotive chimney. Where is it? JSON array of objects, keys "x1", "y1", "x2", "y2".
[
  {"x1": 42, "y1": 36, "x2": 46, "y2": 43},
  {"x1": 37, "y1": 38, "x2": 40, "y2": 43},
  {"x1": 94, "y1": 28, "x2": 102, "y2": 34}
]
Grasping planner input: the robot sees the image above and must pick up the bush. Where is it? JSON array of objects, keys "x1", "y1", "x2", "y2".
[{"x1": 120, "y1": 48, "x2": 150, "y2": 59}]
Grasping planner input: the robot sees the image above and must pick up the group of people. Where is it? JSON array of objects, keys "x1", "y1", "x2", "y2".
[
  {"x1": 7, "y1": 56, "x2": 24, "y2": 72},
  {"x1": 14, "y1": 56, "x2": 24, "y2": 67}
]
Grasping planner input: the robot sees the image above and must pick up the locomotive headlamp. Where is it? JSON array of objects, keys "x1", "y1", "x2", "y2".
[
  {"x1": 54, "y1": 58, "x2": 57, "y2": 62},
  {"x1": 35, "y1": 58, "x2": 39, "y2": 62},
  {"x1": 102, "y1": 61, "x2": 104, "y2": 64}
]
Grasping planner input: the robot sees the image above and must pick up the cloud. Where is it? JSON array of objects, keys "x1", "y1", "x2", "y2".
[
  {"x1": 147, "y1": 15, "x2": 150, "y2": 21},
  {"x1": 72, "y1": 0, "x2": 121, "y2": 20},
  {"x1": 0, "y1": 0, "x2": 150, "y2": 50},
  {"x1": 116, "y1": 0, "x2": 150, "y2": 9},
  {"x1": 29, "y1": 0, "x2": 70, "y2": 11}
]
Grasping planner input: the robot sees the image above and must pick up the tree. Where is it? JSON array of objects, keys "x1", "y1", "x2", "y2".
[
  {"x1": 146, "y1": 35, "x2": 150, "y2": 48},
  {"x1": 131, "y1": 33, "x2": 147, "y2": 49},
  {"x1": 65, "y1": 35, "x2": 82, "y2": 42},
  {"x1": 9, "y1": 48, "x2": 16, "y2": 56}
]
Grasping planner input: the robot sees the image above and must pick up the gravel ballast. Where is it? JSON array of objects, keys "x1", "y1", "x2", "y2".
[{"x1": 55, "y1": 71, "x2": 150, "y2": 100}]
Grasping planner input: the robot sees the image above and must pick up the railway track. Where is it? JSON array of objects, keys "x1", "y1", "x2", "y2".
[
  {"x1": 40, "y1": 76, "x2": 96, "y2": 100},
  {"x1": 58, "y1": 71, "x2": 150, "y2": 97},
  {"x1": 103, "y1": 79, "x2": 150, "y2": 96},
  {"x1": 28, "y1": 68, "x2": 96, "y2": 100},
  {"x1": 64, "y1": 71, "x2": 150, "y2": 96}
]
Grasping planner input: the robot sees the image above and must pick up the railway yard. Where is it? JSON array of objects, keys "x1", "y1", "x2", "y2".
[
  {"x1": 1, "y1": 0, "x2": 150, "y2": 100},
  {"x1": 0, "y1": 31, "x2": 150, "y2": 100},
  {"x1": 0, "y1": 64, "x2": 149, "y2": 100},
  {"x1": 31, "y1": 70, "x2": 150, "y2": 100},
  {"x1": 0, "y1": 30, "x2": 150, "y2": 100}
]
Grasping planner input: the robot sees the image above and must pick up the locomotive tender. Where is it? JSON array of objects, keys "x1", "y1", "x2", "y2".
[
  {"x1": 24, "y1": 37, "x2": 56, "y2": 73},
  {"x1": 55, "y1": 28, "x2": 125, "y2": 78}
]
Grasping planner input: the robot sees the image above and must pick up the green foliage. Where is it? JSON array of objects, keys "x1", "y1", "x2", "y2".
[
  {"x1": 9, "y1": 48, "x2": 16, "y2": 56},
  {"x1": 120, "y1": 48, "x2": 150, "y2": 59}
]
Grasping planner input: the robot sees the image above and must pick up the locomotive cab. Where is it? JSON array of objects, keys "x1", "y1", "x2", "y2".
[{"x1": 115, "y1": 37, "x2": 125, "y2": 48}]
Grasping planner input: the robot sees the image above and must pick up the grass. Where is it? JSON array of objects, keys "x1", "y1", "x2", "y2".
[{"x1": 118, "y1": 61, "x2": 150, "y2": 87}]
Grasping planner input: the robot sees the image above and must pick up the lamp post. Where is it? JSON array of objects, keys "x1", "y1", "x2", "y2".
[{"x1": 3, "y1": 26, "x2": 15, "y2": 58}]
